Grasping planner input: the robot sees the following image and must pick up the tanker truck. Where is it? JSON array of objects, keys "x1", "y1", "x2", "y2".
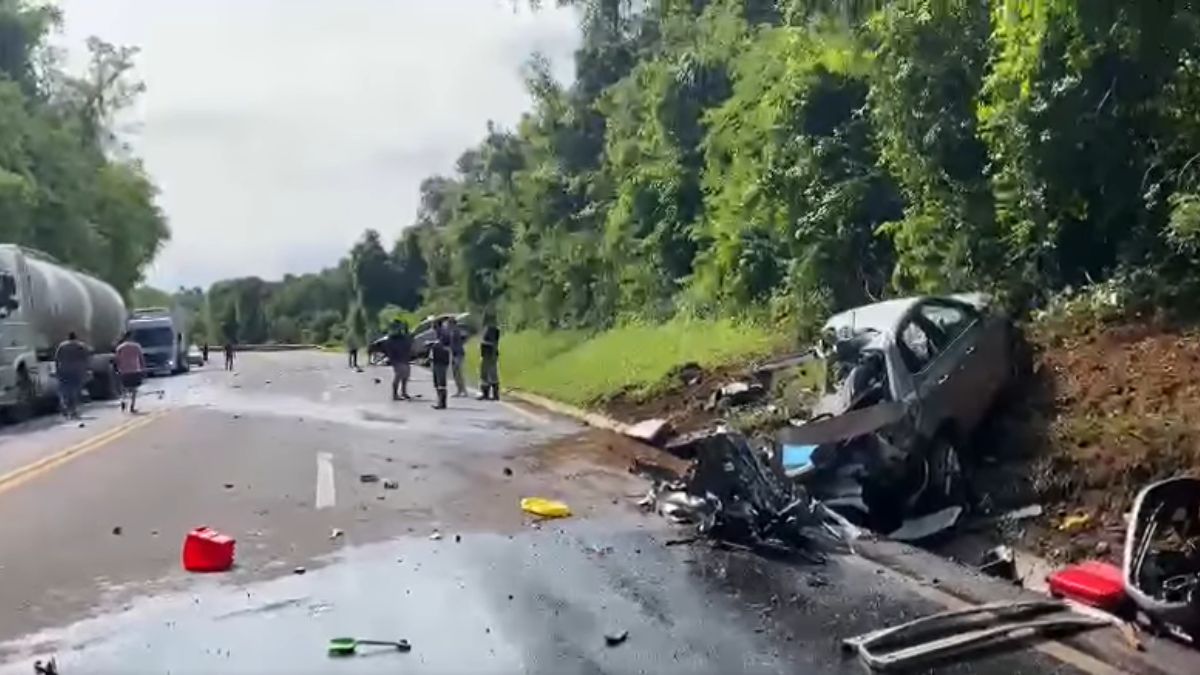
[{"x1": 0, "y1": 245, "x2": 127, "y2": 421}]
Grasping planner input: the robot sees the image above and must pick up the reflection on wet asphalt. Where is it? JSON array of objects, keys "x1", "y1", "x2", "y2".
[{"x1": 0, "y1": 352, "x2": 1079, "y2": 673}]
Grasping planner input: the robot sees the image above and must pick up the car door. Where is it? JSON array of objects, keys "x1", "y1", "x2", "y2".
[
  {"x1": 916, "y1": 299, "x2": 991, "y2": 432},
  {"x1": 896, "y1": 314, "x2": 956, "y2": 439}
]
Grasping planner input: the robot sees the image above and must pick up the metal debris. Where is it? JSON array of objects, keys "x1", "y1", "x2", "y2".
[
  {"x1": 33, "y1": 658, "x2": 57, "y2": 675},
  {"x1": 329, "y1": 528, "x2": 344, "y2": 540},
  {"x1": 359, "y1": 474, "x2": 380, "y2": 484},
  {"x1": 604, "y1": 629, "x2": 629, "y2": 647},
  {"x1": 112, "y1": 526, "x2": 122, "y2": 536},
  {"x1": 842, "y1": 600, "x2": 1106, "y2": 671},
  {"x1": 293, "y1": 566, "x2": 307, "y2": 575},
  {"x1": 887, "y1": 506, "x2": 963, "y2": 542},
  {"x1": 624, "y1": 418, "x2": 673, "y2": 445},
  {"x1": 978, "y1": 545, "x2": 1017, "y2": 582},
  {"x1": 383, "y1": 479, "x2": 399, "y2": 490},
  {"x1": 1123, "y1": 476, "x2": 1200, "y2": 642}
]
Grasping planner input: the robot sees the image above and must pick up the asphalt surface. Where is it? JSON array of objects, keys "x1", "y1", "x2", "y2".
[{"x1": 0, "y1": 351, "x2": 1099, "y2": 673}]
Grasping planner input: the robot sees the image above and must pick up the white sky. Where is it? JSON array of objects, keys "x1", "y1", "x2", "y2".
[{"x1": 52, "y1": 0, "x2": 580, "y2": 290}]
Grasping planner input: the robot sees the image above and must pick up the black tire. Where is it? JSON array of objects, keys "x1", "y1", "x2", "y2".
[
  {"x1": 88, "y1": 366, "x2": 121, "y2": 401},
  {"x1": 8, "y1": 369, "x2": 35, "y2": 423},
  {"x1": 923, "y1": 433, "x2": 967, "y2": 509}
]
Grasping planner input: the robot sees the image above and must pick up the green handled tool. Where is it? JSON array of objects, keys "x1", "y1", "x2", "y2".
[{"x1": 327, "y1": 637, "x2": 412, "y2": 657}]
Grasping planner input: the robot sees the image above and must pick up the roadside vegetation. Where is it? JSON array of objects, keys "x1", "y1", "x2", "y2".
[
  {"x1": 463, "y1": 318, "x2": 785, "y2": 407},
  {"x1": 0, "y1": 2, "x2": 168, "y2": 298}
]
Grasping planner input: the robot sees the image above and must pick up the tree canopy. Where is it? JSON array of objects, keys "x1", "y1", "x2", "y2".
[
  {"x1": 203, "y1": 0, "x2": 1200, "y2": 341},
  {"x1": 0, "y1": 0, "x2": 168, "y2": 297}
]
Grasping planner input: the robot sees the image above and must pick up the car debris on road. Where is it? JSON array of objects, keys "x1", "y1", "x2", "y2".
[
  {"x1": 1123, "y1": 476, "x2": 1200, "y2": 644},
  {"x1": 842, "y1": 600, "x2": 1107, "y2": 671}
]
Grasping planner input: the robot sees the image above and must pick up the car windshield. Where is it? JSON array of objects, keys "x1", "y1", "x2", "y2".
[{"x1": 131, "y1": 326, "x2": 174, "y2": 348}]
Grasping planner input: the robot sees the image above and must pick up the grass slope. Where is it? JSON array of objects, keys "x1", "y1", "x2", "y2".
[{"x1": 464, "y1": 319, "x2": 786, "y2": 407}]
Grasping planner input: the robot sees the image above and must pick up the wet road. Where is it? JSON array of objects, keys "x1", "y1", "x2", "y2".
[{"x1": 0, "y1": 351, "x2": 1089, "y2": 673}]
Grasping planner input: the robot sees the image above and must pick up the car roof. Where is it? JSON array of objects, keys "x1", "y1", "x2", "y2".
[{"x1": 823, "y1": 293, "x2": 989, "y2": 335}]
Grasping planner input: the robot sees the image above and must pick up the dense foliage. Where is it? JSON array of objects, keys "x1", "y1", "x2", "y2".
[
  {"x1": 205, "y1": 0, "x2": 1200, "y2": 343},
  {"x1": 0, "y1": 1, "x2": 168, "y2": 296}
]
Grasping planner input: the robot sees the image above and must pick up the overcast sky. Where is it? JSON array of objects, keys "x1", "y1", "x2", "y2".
[{"x1": 52, "y1": 0, "x2": 580, "y2": 290}]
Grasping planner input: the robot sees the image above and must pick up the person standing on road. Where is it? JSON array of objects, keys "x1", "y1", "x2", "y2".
[
  {"x1": 477, "y1": 314, "x2": 501, "y2": 401},
  {"x1": 202, "y1": 342, "x2": 210, "y2": 364},
  {"x1": 54, "y1": 331, "x2": 90, "y2": 419},
  {"x1": 223, "y1": 341, "x2": 236, "y2": 371},
  {"x1": 347, "y1": 333, "x2": 360, "y2": 370},
  {"x1": 115, "y1": 332, "x2": 147, "y2": 413},
  {"x1": 447, "y1": 316, "x2": 467, "y2": 397},
  {"x1": 427, "y1": 319, "x2": 451, "y2": 410},
  {"x1": 384, "y1": 321, "x2": 413, "y2": 401}
]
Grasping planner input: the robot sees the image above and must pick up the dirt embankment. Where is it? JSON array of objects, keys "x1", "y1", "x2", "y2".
[{"x1": 1009, "y1": 321, "x2": 1200, "y2": 558}]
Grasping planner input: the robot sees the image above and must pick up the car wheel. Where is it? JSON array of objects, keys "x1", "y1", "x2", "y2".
[
  {"x1": 924, "y1": 434, "x2": 966, "y2": 508},
  {"x1": 8, "y1": 370, "x2": 35, "y2": 423}
]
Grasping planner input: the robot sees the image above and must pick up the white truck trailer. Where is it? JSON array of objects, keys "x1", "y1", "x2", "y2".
[{"x1": 0, "y1": 245, "x2": 127, "y2": 421}]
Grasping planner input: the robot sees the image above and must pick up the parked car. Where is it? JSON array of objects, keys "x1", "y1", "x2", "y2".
[
  {"x1": 187, "y1": 344, "x2": 204, "y2": 367},
  {"x1": 778, "y1": 293, "x2": 1024, "y2": 531},
  {"x1": 367, "y1": 312, "x2": 474, "y2": 366}
]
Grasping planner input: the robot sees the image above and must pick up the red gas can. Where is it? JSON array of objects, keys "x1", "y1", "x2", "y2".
[
  {"x1": 1047, "y1": 560, "x2": 1127, "y2": 612},
  {"x1": 182, "y1": 526, "x2": 236, "y2": 572}
]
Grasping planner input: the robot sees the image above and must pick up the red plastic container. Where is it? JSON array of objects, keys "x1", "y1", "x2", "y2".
[
  {"x1": 1047, "y1": 560, "x2": 1126, "y2": 612},
  {"x1": 182, "y1": 526, "x2": 235, "y2": 572}
]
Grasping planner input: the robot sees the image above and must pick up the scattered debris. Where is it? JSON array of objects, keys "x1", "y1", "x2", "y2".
[
  {"x1": 502, "y1": 467, "x2": 513, "y2": 477},
  {"x1": 675, "y1": 362, "x2": 703, "y2": 386},
  {"x1": 1048, "y1": 560, "x2": 1127, "y2": 613},
  {"x1": 373, "y1": 378, "x2": 381, "y2": 384},
  {"x1": 293, "y1": 566, "x2": 307, "y2": 575},
  {"x1": 383, "y1": 480, "x2": 399, "y2": 490},
  {"x1": 842, "y1": 600, "x2": 1106, "y2": 672},
  {"x1": 33, "y1": 658, "x2": 57, "y2": 675},
  {"x1": 604, "y1": 629, "x2": 629, "y2": 647},
  {"x1": 1123, "y1": 476, "x2": 1200, "y2": 642},
  {"x1": 1058, "y1": 513, "x2": 1093, "y2": 533},
  {"x1": 78, "y1": 422, "x2": 85, "y2": 428},
  {"x1": 663, "y1": 429, "x2": 710, "y2": 459},
  {"x1": 223, "y1": 483, "x2": 235, "y2": 490},
  {"x1": 664, "y1": 536, "x2": 699, "y2": 547},
  {"x1": 624, "y1": 418, "x2": 673, "y2": 446},
  {"x1": 112, "y1": 526, "x2": 122, "y2": 536},
  {"x1": 182, "y1": 526, "x2": 236, "y2": 572},
  {"x1": 715, "y1": 381, "x2": 766, "y2": 407},
  {"x1": 996, "y1": 504, "x2": 1043, "y2": 523},
  {"x1": 887, "y1": 506, "x2": 963, "y2": 542},
  {"x1": 329, "y1": 528, "x2": 344, "y2": 540},
  {"x1": 328, "y1": 637, "x2": 411, "y2": 657},
  {"x1": 521, "y1": 497, "x2": 572, "y2": 519},
  {"x1": 359, "y1": 474, "x2": 380, "y2": 484},
  {"x1": 978, "y1": 545, "x2": 1017, "y2": 582},
  {"x1": 455, "y1": 534, "x2": 462, "y2": 543},
  {"x1": 430, "y1": 531, "x2": 442, "y2": 541}
]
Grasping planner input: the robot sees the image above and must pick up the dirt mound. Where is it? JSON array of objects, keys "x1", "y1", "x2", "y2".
[
  {"x1": 1013, "y1": 321, "x2": 1200, "y2": 559},
  {"x1": 599, "y1": 364, "x2": 746, "y2": 434}
]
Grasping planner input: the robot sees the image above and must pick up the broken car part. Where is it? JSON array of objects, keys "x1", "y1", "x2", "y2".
[
  {"x1": 841, "y1": 600, "x2": 1107, "y2": 672},
  {"x1": 1122, "y1": 476, "x2": 1200, "y2": 642},
  {"x1": 327, "y1": 637, "x2": 411, "y2": 657}
]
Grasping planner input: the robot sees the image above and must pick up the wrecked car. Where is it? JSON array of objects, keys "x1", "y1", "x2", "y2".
[{"x1": 777, "y1": 293, "x2": 1023, "y2": 532}]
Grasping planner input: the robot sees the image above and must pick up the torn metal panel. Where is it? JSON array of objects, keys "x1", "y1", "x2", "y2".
[
  {"x1": 1123, "y1": 476, "x2": 1200, "y2": 642},
  {"x1": 779, "y1": 401, "x2": 906, "y2": 446}
]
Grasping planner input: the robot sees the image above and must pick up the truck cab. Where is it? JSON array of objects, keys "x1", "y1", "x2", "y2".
[{"x1": 128, "y1": 308, "x2": 189, "y2": 376}]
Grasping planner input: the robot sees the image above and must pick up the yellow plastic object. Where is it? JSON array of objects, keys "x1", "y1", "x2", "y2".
[
  {"x1": 521, "y1": 497, "x2": 571, "y2": 518},
  {"x1": 1058, "y1": 513, "x2": 1092, "y2": 533}
]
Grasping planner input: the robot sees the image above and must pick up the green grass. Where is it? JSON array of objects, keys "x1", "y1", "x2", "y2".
[{"x1": 464, "y1": 319, "x2": 788, "y2": 407}]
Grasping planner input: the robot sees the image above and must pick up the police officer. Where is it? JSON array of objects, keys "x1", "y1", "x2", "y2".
[
  {"x1": 427, "y1": 319, "x2": 451, "y2": 410},
  {"x1": 477, "y1": 313, "x2": 501, "y2": 401}
]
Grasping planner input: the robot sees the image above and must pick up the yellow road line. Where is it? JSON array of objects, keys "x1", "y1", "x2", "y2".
[{"x1": 0, "y1": 410, "x2": 170, "y2": 495}]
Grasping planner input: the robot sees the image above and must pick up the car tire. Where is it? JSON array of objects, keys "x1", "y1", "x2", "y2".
[{"x1": 923, "y1": 433, "x2": 966, "y2": 509}]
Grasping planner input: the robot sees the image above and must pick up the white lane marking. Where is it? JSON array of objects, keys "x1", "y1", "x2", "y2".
[
  {"x1": 499, "y1": 400, "x2": 550, "y2": 426},
  {"x1": 315, "y1": 452, "x2": 336, "y2": 509}
]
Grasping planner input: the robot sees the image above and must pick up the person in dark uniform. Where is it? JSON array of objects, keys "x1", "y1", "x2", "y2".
[
  {"x1": 223, "y1": 341, "x2": 236, "y2": 371},
  {"x1": 202, "y1": 342, "x2": 210, "y2": 364},
  {"x1": 383, "y1": 321, "x2": 413, "y2": 401},
  {"x1": 447, "y1": 315, "x2": 467, "y2": 397},
  {"x1": 477, "y1": 313, "x2": 501, "y2": 401},
  {"x1": 427, "y1": 319, "x2": 451, "y2": 410}
]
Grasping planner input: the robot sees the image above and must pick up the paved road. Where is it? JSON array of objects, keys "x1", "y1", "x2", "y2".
[{"x1": 0, "y1": 351, "x2": 1095, "y2": 673}]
